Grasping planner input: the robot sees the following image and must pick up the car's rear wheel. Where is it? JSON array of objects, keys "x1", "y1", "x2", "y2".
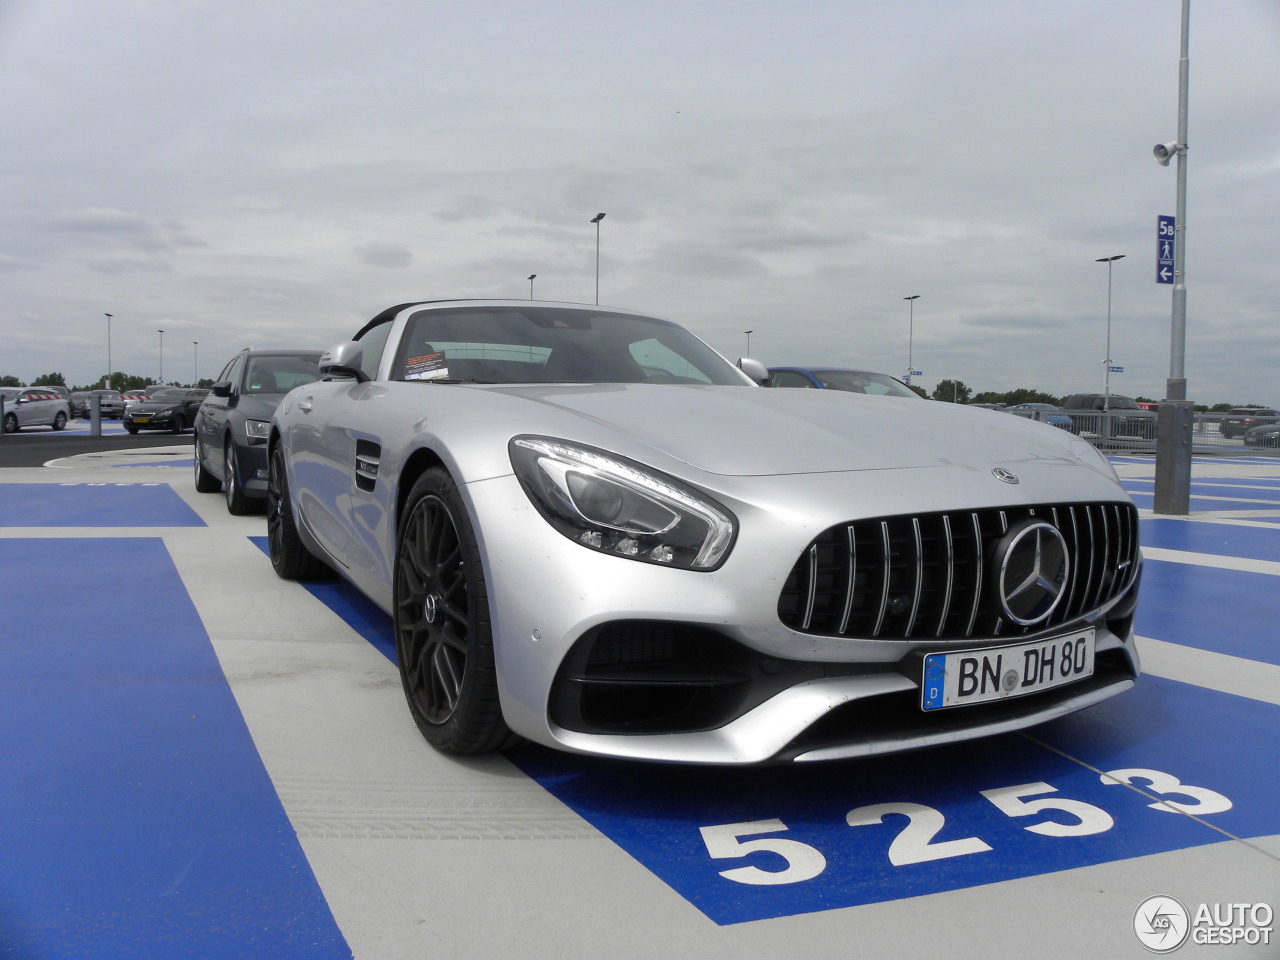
[
  {"x1": 267, "y1": 445, "x2": 326, "y2": 579},
  {"x1": 3, "y1": 413, "x2": 18, "y2": 434},
  {"x1": 53, "y1": 411, "x2": 67, "y2": 431},
  {"x1": 223, "y1": 441, "x2": 254, "y2": 515},
  {"x1": 193, "y1": 438, "x2": 220, "y2": 492},
  {"x1": 394, "y1": 468, "x2": 517, "y2": 754}
]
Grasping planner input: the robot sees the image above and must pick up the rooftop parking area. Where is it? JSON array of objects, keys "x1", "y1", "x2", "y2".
[{"x1": 0, "y1": 438, "x2": 1276, "y2": 959}]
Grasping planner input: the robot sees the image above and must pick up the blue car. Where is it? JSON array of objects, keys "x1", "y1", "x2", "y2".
[{"x1": 765, "y1": 366, "x2": 920, "y2": 398}]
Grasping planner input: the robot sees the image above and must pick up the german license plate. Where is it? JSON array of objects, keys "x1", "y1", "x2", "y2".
[{"x1": 921, "y1": 629, "x2": 1095, "y2": 711}]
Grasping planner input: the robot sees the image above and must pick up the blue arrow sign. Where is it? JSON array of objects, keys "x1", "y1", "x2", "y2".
[{"x1": 1157, "y1": 215, "x2": 1176, "y2": 284}]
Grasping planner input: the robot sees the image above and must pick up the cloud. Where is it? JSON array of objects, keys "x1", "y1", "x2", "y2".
[
  {"x1": 51, "y1": 208, "x2": 207, "y2": 254},
  {"x1": 354, "y1": 240, "x2": 413, "y2": 268}
]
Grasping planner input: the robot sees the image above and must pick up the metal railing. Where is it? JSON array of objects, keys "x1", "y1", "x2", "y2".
[{"x1": 1007, "y1": 408, "x2": 1280, "y2": 456}]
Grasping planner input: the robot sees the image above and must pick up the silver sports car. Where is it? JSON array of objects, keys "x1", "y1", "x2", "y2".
[{"x1": 268, "y1": 300, "x2": 1141, "y2": 764}]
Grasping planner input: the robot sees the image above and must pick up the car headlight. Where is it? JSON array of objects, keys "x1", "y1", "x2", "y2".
[
  {"x1": 244, "y1": 419, "x2": 271, "y2": 440},
  {"x1": 510, "y1": 435, "x2": 737, "y2": 570}
]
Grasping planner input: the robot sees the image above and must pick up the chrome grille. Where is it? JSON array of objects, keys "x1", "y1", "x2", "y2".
[{"x1": 777, "y1": 502, "x2": 1140, "y2": 640}]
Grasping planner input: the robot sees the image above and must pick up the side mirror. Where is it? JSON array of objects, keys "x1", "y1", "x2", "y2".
[
  {"x1": 320, "y1": 341, "x2": 368, "y2": 382},
  {"x1": 736, "y1": 357, "x2": 769, "y2": 385},
  {"x1": 210, "y1": 381, "x2": 233, "y2": 398}
]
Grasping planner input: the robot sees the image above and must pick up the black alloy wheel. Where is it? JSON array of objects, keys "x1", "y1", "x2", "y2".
[
  {"x1": 3, "y1": 413, "x2": 18, "y2": 434},
  {"x1": 223, "y1": 440, "x2": 254, "y2": 515},
  {"x1": 394, "y1": 468, "x2": 517, "y2": 754},
  {"x1": 267, "y1": 445, "x2": 326, "y2": 579},
  {"x1": 53, "y1": 411, "x2": 67, "y2": 431}
]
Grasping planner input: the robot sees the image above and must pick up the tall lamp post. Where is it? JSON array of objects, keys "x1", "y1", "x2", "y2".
[
  {"x1": 1096, "y1": 255, "x2": 1125, "y2": 414},
  {"x1": 590, "y1": 212, "x2": 606, "y2": 304},
  {"x1": 744, "y1": 329, "x2": 753, "y2": 356},
  {"x1": 527, "y1": 274, "x2": 536, "y2": 299},
  {"x1": 104, "y1": 313, "x2": 113, "y2": 388},
  {"x1": 193, "y1": 341, "x2": 199, "y2": 386},
  {"x1": 1153, "y1": 0, "x2": 1192, "y2": 516},
  {"x1": 903, "y1": 295, "x2": 920, "y2": 385},
  {"x1": 158, "y1": 329, "x2": 165, "y2": 384}
]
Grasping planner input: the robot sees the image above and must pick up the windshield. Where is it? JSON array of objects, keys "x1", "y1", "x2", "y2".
[
  {"x1": 812, "y1": 370, "x2": 919, "y2": 398},
  {"x1": 394, "y1": 306, "x2": 748, "y2": 386},
  {"x1": 243, "y1": 354, "x2": 322, "y2": 394}
]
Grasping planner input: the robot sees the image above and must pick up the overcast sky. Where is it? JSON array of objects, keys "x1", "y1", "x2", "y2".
[{"x1": 2, "y1": 0, "x2": 1276, "y2": 403}]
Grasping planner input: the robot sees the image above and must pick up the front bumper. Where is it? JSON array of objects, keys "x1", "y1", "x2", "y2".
[{"x1": 464, "y1": 466, "x2": 1142, "y2": 765}]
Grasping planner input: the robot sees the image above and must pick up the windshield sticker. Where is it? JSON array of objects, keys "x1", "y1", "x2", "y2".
[{"x1": 405, "y1": 352, "x2": 449, "y2": 381}]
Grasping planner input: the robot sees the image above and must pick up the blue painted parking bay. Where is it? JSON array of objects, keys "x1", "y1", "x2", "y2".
[
  {"x1": 0, "y1": 539, "x2": 348, "y2": 958},
  {"x1": 3, "y1": 453, "x2": 1279, "y2": 957}
]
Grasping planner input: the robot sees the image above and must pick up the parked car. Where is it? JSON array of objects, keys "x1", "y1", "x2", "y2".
[
  {"x1": 766, "y1": 366, "x2": 920, "y2": 398},
  {"x1": 193, "y1": 349, "x2": 323, "y2": 514},
  {"x1": 0, "y1": 387, "x2": 72, "y2": 433},
  {"x1": 267, "y1": 300, "x2": 1142, "y2": 765},
  {"x1": 121, "y1": 388, "x2": 154, "y2": 413},
  {"x1": 1243, "y1": 423, "x2": 1280, "y2": 448},
  {"x1": 1061, "y1": 394, "x2": 1156, "y2": 439},
  {"x1": 1007, "y1": 402, "x2": 1074, "y2": 431},
  {"x1": 69, "y1": 391, "x2": 92, "y2": 418},
  {"x1": 86, "y1": 389, "x2": 126, "y2": 419},
  {"x1": 1219, "y1": 408, "x2": 1280, "y2": 439},
  {"x1": 123, "y1": 388, "x2": 208, "y2": 434}
]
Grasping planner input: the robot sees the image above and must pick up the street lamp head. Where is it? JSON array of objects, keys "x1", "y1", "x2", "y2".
[
  {"x1": 1153, "y1": 141, "x2": 1179, "y2": 166},
  {"x1": 904, "y1": 295, "x2": 920, "y2": 301},
  {"x1": 528, "y1": 274, "x2": 536, "y2": 280},
  {"x1": 1096, "y1": 255, "x2": 1126, "y2": 263},
  {"x1": 591, "y1": 213, "x2": 606, "y2": 223}
]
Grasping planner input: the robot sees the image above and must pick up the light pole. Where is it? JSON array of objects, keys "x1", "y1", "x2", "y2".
[
  {"x1": 528, "y1": 274, "x2": 536, "y2": 299},
  {"x1": 104, "y1": 313, "x2": 113, "y2": 388},
  {"x1": 744, "y1": 330, "x2": 753, "y2": 356},
  {"x1": 193, "y1": 341, "x2": 199, "y2": 386},
  {"x1": 590, "y1": 212, "x2": 606, "y2": 304},
  {"x1": 1153, "y1": 0, "x2": 1192, "y2": 516},
  {"x1": 903, "y1": 295, "x2": 920, "y2": 385},
  {"x1": 158, "y1": 329, "x2": 164, "y2": 383},
  {"x1": 1096, "y1": 255, "x2": 1125, "y2": 414}
]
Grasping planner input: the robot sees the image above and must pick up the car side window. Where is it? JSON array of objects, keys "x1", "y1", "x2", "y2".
[
  {"x1": 356, "y1": 321, "x2": 394, "y2": 380},
  {"x1": 224, "y1": 357, "x2": 245, "y2": 393},
  {"x1": 771, "y1": 371, "x2": 815, "y2": 388}
]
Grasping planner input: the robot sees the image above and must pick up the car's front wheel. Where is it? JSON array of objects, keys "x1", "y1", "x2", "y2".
[
  {"x1": 53, "y1": 411, "x2": 67, "y2": 431},
  {"x1": 193, "y1": 438, "x2": 220, "y2": 493},
  {"x1": 223, "y1": 441, "x2": 255, "y2": 515},
  {"x1": 267, "y1": 445, "x2": 326, "y2": 580},
  {"x1": 394, "y1": 468, "x2": 517, "y2": 754}
]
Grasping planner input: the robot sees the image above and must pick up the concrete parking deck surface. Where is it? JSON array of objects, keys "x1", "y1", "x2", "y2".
[{"x1": 1, "y1": 437, "x2": 1276, "y2": 959}]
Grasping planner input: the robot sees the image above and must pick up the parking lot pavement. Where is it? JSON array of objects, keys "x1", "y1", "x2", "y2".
[{"x1": 1, "y1": 450, "x2": 1276, "y2": 959}]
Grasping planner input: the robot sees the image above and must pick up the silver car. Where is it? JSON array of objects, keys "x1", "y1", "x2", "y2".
[
  {"x1": 1, "y1": 387, "x2": 72, "y2": 433},
  {"x1": 268, "y1": 300, "x2": 1141, "y2": 764}
]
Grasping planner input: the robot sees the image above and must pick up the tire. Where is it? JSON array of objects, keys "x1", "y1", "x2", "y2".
[
  {"x1": 267, "y1": 445, "x2": 326, "y2": 579},
  {"x1": 394, "y1": 467, "x2": 518, "y2": 754},
  {"x1": 223, "y1": 440, "x2": 255, "y2": 515},
  {"x1": 126, "y1": 425, "x2": 139, "y2": 435},
  {"x1": 3, "y1": 412, "x2": 18, "y2": 434},
  {"x1": 193, "y1": 438, "x2": 220, "y2": 493},
  {"x1": 53, "y1": 411, "x2": 67, "y2": 431}
]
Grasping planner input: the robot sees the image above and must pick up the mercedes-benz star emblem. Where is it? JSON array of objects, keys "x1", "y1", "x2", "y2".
[
  {"x1": 995, "y1": 519, "x2": 1069, "y2": 625},
  {"x1": 423, "y1": 594, "x2": 440, "y2": 624},
  {"x1": 992, "y1": 467, "x2": 1019, "y2": 484}
]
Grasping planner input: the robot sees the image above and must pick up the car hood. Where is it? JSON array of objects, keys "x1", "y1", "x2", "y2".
[
  {"x1": 131, "y1": 400, "x2": 184, "y2": 412},
  {"x1": 483, "y1": 384, "x2": 1101, "y2": 478}
]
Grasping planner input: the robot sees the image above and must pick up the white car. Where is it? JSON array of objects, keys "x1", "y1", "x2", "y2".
[
  {"x1": 1, "y1": 387, "x2": 72, "y2": 433},
  {"x1": 268, "y1": 300, "x2": 1142, "y2": 764}
]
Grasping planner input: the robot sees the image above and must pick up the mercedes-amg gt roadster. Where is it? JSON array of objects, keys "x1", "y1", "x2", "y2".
[{"x1": 267, "y1": 300, "x2": 1141, "y2": 764}]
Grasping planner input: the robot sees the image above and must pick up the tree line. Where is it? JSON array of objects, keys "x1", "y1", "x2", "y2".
[
  {"x1": 0, "y1": 372, "x2": 214, "y2": 391},
  {"x1": 0, "y1": 371, "x2": 1263, "y2": 414}
]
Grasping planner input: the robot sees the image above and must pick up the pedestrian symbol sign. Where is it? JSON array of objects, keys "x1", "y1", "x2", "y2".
[{"x1": 1157, "y1": 215, "x2": 1176, "y2": 284}]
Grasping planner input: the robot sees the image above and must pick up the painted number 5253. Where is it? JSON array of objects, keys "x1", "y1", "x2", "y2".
[{"x1": 698, "y1": 768, "x2": 1231, "y2": 886}]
